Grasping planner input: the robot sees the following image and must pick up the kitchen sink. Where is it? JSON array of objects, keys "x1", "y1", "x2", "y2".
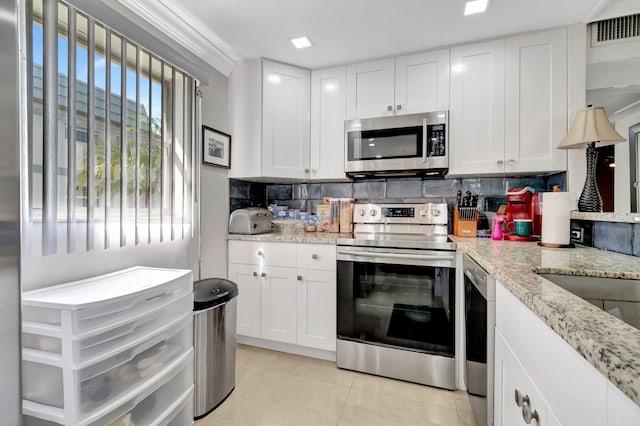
[{"x1": 538, "y1": 273, "x2": 640, "y2": 330}]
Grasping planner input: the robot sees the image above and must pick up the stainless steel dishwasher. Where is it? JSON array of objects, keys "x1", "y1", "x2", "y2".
[
  {"x1": 193, "y1": 278, "x2": 238, "y2": 419},
  {"x1": 463, "y1": 254, "x2": 496, "y2": 426}
]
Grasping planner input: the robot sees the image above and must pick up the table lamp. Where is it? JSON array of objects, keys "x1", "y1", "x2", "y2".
[{"x1": 557, "y1": 106, "x2": 625, "y2": 212}]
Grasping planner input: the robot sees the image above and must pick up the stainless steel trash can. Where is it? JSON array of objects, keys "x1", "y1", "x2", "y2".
[{"x1": 193, "y1": 278, "x2": 238, "y2": 419}]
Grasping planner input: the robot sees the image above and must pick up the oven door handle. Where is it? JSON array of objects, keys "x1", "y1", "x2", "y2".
[{"x1": 339, "y1": 249, "x2": 454, "y2": 262}]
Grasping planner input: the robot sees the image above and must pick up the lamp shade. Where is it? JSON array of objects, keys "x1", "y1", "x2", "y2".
[{"x1": 557, "y1": 106, "x2": 625, "y2": 149}]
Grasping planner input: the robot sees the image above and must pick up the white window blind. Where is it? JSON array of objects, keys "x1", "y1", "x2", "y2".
[{"x1": 27, "y1": 0, "x2": 194, "y2": 256}]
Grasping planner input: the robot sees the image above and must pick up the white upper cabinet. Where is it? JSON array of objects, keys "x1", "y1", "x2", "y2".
[
  {"x1": 450, "y1": 29, "x2": 568, "y2": 176},
  {"x1": 310, "y1": 67, "x2": 347, "y2": 179},
  {"x1": 346, "y1": 50, "x2": 449, "y2": 120},
  {"x1": 504, "y1": 28, "x2": 567, "y2": 173},
  {"x1": 262, "y1": 60, "x2": 311, "y2": 179},
  {"x1": 449, "y1": 39, "x2": 506, "y2": 175},
  {"x1": 395, "y1": 50, "x2": 450, "y2": 115},
  {"x1": 346, "y1": 58, "x2": 395, "y2": 119}
]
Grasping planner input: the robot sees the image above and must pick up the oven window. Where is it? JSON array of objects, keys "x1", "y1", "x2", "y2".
[
  {"x1": 337, "y1": 261, "x2": 455, "y2": 356},
  {"x1": 347, "y1": 126, "x2": 422, "y2": 161}
]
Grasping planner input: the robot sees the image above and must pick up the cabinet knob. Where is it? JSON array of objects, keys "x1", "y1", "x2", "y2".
[
  {"x1": 257, "y1": 250, "x2": 263, "y2": 256},
  {"x1": 297, "y1": 275, "x2": 303, "y2": 281},
  {"x1": 387, "y1": 105, "x2": 393, "y2": 111},
  {"x1": 514, "y1": 389, "x2": 529, "y2": 407},
  {"x1": 497, "y1": 160, "x2": 504, "y2": 165},
  {"x1": 522, "y1": 405, "x2": 540, "y2": 425},
  {"x1": 396, "y1": 104, "x2": 402, "y2": 110},
  {"x1": 304, "y1": 168, "x2": 310, "y2": 174},
  {"x1": 312, "y1": 254, "x2": 318, "y2": 260},
  {"x1": 253, "y1": 272, "x2": 258, "y2": 277},
  {"x1": 507, "y1": 158, "x2": 516, "y2": 165},
  {"x1": 261, "y1": 272, "x2": 266, "y2": 278}
]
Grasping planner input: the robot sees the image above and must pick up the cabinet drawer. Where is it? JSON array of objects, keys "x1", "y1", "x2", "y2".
[
  {"x1": 229, "y1": 241, "x2": 296, "y2": 267},
  {"x1": 296, "y1": 244, "x2": 336, "y2": 271}
]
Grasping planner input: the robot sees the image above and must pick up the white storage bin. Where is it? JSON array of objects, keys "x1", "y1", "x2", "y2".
[
  {"x1": 23, "y1": 349, "x2": 194, "y2": 426},
  {"x1": 152, "y1": 387, "x2": 194, "y2": 426},
  {"x1": 22, "y1": 292, "x2": 192, "y2": 365},
  {"x1": 22, "y1": 267, "x2": 192, "y2": 338},
  {"x1": 22, "y1": 314, "x2": 193, "y2": 420}
]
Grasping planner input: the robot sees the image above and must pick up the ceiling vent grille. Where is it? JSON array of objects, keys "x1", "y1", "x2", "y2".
[{"x1": 591, "y1": 14, "x2": 640, "y2": 46}]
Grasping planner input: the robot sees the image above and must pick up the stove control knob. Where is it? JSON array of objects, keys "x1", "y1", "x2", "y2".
[
  {"x1": 432, "y1": 209, "x2": 441, "y2": 217},
  {"x1": 359, "y1": 208, "x2": 366, "y2": 217},
  {"x1": 420, "y1": 209, "x2": 427, "y2": 217},
  {"x1": 370, "y1": 209, "x2": 377, "y2": 217}
]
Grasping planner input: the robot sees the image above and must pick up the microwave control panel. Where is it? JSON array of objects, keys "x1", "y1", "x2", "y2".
[{"x1": 427, "y1": 124, "x2": 446, "y2": 157}]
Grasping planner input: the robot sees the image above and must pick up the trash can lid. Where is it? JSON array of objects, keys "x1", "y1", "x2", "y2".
[{"x1": 193, "y1": 278, "x2": 239, "y2": 310}]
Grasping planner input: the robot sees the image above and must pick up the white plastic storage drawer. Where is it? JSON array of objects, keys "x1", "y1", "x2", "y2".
[
  {"x1": 22, "y1": 314, "x2": 193, "y2": 420},
  {"x1": 22, "y1": 349, "x2": 194, "y2": 426},
  {"x1": 22, "y1": 267, "x2": 192, "y2": 338},
  {"x1": 23, "y1": 292, "x2": 192, "y2": 366},
  {"x1": 153, "y1": 388, "x2": 194, "y2": 426}
]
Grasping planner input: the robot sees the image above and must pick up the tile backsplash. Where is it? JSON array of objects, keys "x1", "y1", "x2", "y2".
[
  {"x1": 230, "y1": 173, "x2": 567, "y2": 225},
  {"x1": 571, "y1": 219, "x2": 640, "y2": 257}
]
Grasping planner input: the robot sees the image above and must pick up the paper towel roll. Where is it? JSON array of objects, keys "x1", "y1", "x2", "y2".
[{"x1": 541, "y1": 192, "x2": 571, "y2": 245}]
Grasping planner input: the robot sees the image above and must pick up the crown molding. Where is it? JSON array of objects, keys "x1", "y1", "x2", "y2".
[{"x1": 116, "y1": 0, "x2": 236, "y2": 76}]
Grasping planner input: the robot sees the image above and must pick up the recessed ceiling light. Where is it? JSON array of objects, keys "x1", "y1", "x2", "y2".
[
  {"x1": 464, "y1": 0, "x2": 489, "y2": 15},
  {"x1": 290, "y1": 36, "x2": 313, "y2": 49}
]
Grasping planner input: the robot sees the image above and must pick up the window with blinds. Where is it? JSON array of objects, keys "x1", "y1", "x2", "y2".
[{"x1": 27, "y1": 0, "x2": 194, "y2": 256}]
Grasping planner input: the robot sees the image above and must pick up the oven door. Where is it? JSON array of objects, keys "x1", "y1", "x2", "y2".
[{"x1": 337, "y1": 246, "x2": 456, "y2": 357}]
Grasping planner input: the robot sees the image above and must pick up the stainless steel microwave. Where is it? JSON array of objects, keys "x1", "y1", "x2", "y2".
[{"x1": 344, "y1": 111, "x2": 448, "y2": 178}]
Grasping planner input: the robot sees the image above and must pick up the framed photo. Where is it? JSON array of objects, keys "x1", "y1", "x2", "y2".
[{"x1": 202, "y1": 125, "x2": 231, "y2": 169}]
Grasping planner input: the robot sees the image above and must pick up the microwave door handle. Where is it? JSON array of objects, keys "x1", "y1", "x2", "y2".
[
  {"x1": 340, "y1": 250, "x2": 454, "y2": 262},
  {"x1": 422, "y1": 118, "x2": 429, "y2": 165}
]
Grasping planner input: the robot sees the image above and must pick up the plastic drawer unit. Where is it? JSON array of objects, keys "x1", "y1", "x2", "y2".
[
  {"x1": 23, "y1": 349, "x2": 194, "y2": 426},
  {"x1": 21, "y1": 266, "x2": 194, "y2": 426}
]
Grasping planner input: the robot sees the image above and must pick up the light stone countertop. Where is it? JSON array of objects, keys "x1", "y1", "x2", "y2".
[
  {"x1": 451, "y1": 236, "x2": 640, "y2": 406},
  {"x1": 228, "y1": 230, "x2": 640, "y2": 405},
  {"x1": 227, "y1": 230, "x2": 351, "y2": 244}
]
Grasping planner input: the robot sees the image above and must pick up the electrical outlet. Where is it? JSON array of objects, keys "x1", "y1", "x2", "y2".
[{"x1": 571, "y1": 228, "x2": 584, "y2": 243}]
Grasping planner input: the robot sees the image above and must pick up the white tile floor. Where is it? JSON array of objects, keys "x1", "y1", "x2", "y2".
[{"x1": 195, "y1": 345, "x2": 486, "y2": 426}]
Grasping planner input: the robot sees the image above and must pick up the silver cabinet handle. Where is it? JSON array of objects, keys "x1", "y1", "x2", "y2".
[
  {"x1": 304, "y1": 168, "x2": 310, "y2": 174},
  {"x1": 387, "y1": 105, "x2": 393, "y2": 111},
  {"x1": 497, "y1": 159, "x2": 504, "y2": 165},
  {"x1": 297, "y1": 275, "x2": 303, "y2": 281},
  {"x1": 514, "y1": 389, "x2": 529, "y2": 407},
  {"x1": 261, "y1": 272, "x2": 266, "y2": 278},
  {"x1": 253, "y1": 272, "x2": 258, "y2": 277},
  {"x1": 312, "y1": 254, "x2": 318, "y2": 260},
  {"x1": 522, "y1": 405, "x2": 540, "y2": 424},
  {"x1": 257, "y1": 250, "x2": 263, "y2": 256},
  {"x1": 396, "y1": 104, "x2": 402, "y2": 110}
]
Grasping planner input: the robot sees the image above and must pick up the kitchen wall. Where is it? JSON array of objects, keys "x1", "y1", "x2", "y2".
[
  {"x1": 230, "y1": 173, "x2": 567, "y2": 231},
  {"x1": 199, "y1": 70, "x2": 231, "y2": 281},
  {"x1": 571, "y1": 219, "x2": 640, "y2": 257}
]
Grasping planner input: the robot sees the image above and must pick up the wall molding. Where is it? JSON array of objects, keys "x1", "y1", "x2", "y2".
[{"x1": 116, "y1": 0, "x2": 236, "y2": 76}]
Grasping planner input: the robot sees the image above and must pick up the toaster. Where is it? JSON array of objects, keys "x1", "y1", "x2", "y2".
[{"x1": 229, "y1": 207, "x2": 274, "y2": 235}]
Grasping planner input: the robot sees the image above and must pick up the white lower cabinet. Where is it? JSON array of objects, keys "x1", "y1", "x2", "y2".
[
  {"x1": 228, "y1": 241, "x2": 336, "y2": 352},
  {"x1": 495, "y1": 281, "x2": 640, "y2": 426},
  {"x1": 495, "y1": 329, "x2": 560, "y2": 426}
]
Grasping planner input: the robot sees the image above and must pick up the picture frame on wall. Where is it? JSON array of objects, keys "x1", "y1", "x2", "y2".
[{"x1": 202, "y1": 125, "x2": 231, "y2": 169}]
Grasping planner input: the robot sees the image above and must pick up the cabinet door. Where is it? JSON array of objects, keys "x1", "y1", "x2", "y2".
[
  {"x1": 395, "y1": 49, "x2": 449, "y2": 115},
  {"x1": 228, "y1": 263, "x2": 261, "y2": 338},
  {"x1": 505, "y1": 29, "x2": 567, "y2": 173},
  {"x1": 296, "y1": 269, "x2": 336, "y2": 351},
  {"x1": 495, "y1": 330, "x2": 551, "y2": 426},
  {"x1": 346, "y1": 58, "x2": 395, "y2": 119},
  {"x1": 310, "y1": 67, "x2": 346, "y2": 179},
  {"x1": 260, "y1": 266, "x2": 298, "y2": 344},
  {"x1": 262, "y1": 60, "x2": 311, "y2": 179},
  {"x1": 449, "y1": 40, "x2": 505, "y2": 175}
]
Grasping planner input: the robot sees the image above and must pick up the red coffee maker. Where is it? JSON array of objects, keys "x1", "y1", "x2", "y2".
[{"x1": 503, "y1": 187, "x2": 541, "y2": 241}]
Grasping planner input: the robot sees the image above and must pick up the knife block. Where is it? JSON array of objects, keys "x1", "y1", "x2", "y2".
[{"x1": 453, "y1": 206, "x2": 478, "y2": 237}]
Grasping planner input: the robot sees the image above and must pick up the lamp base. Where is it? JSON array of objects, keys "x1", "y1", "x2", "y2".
[{"x1": 578, "y1": 142, "x2": 603, "y2": 213}]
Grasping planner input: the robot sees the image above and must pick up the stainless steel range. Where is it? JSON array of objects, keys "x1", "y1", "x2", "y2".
[{"x1": 336, "y1": 202, "x2": 457, "y2": 390}]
